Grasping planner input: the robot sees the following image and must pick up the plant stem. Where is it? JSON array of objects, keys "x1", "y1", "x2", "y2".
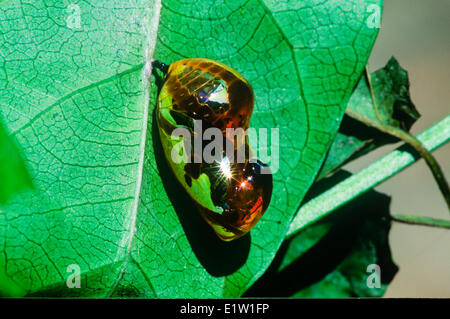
[
  {"x1": 347, "y1": 108, "x2": 450, "y2": 211},
  {"x1": 364, "y1": 66, "x2": 384, "y2": 122},
  {"x1": 390, "y1": 213, "x2": 450, "y2": 229},
  {"x1": 287, "y1": 115, "x2": 450, "y2": 238}
]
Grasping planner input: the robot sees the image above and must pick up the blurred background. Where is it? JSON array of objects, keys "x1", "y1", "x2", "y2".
[{"x1": 344, "y1": 0, "x2": 449, "y2": 297}]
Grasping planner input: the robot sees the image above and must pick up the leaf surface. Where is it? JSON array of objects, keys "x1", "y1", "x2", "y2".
[{"x1": 0, "y1": 0, "x2": 382, "y2": 297}]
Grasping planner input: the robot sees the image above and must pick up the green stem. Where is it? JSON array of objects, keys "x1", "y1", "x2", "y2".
[
  {"x1": 364, "y1": 66, "x2": 384, "y2": 122},
  {"x1": 391, "y1": 213, "x2": 450, "y2": 229},
  {"x1": 287, "y1": 115, "x2": 450, "y2": 238},
  {"x1": 347, "y1": 108, "x2": 450, "y2": 211}
]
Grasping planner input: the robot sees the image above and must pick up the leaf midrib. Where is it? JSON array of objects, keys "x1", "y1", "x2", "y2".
[{"x1": 106, "y1": 0, "x2": 162, "y2": 297}]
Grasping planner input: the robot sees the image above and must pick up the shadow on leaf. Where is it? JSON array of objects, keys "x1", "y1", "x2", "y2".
[{"x1": 245, "y1": 170, "x2": 398, "y2": 297}]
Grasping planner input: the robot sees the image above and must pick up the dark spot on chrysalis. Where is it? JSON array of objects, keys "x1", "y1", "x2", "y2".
[
  {"x1": 184, "y1": 162, "x2": 201, "y2": 180},
  {"x1": 184, "y1": 174, "x2": 192, "y2": 187}
]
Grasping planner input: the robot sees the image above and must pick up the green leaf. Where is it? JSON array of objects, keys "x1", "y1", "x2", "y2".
[
  {"x1": 318, "y1": 57, "x2": 420, "y2": 180},
  {"x1": 0, "y1": 0, "x2": 382, "y2": 297},
  {"x1": 0, "y1": 120, "x2": 32, "y2": 204},
  {"x1": 350, "y1": 57, "x2": 420, "y2": 130},
  {"x1": 245, "y1": 175, "x2": 398, "y2": 297}
]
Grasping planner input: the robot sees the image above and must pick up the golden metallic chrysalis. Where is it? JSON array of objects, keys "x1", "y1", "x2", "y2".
[{"x1": 155, "y1": 58, "x2": 272, "y2": 241}]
